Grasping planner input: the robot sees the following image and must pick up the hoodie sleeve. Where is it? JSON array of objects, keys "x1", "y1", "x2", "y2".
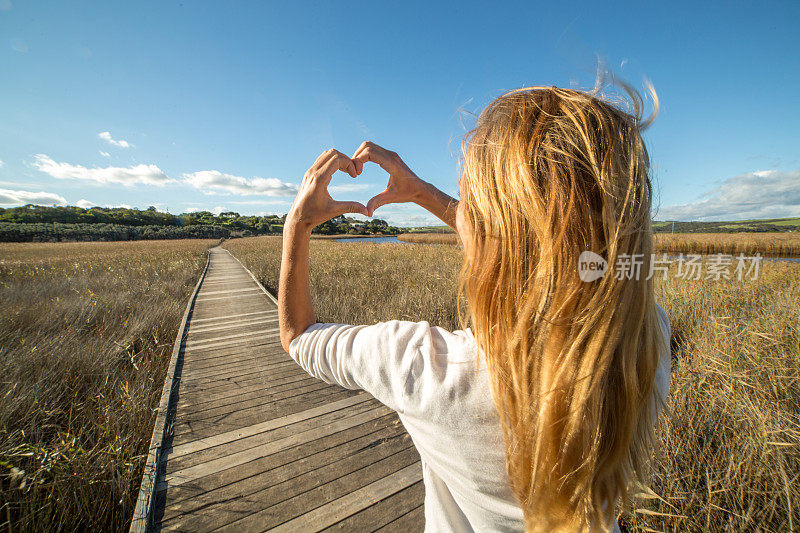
[{"x1": 287, "y1": 320, "x2": 478, "y2": 416}]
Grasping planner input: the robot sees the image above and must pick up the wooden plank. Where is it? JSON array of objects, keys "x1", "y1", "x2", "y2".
[
  {"x1": 187, "y1": 322, "x2": 278, "y2": 344},
  {"x1": 180, "y1": 351, "x2": 278, "y2": 373},
  {"x1": 184, "y1": 328, "x2": 279, "y2": 348},
  {"x1": 177, "y1": 340, "x2": 284, "y2": 365},
  {"x1": 178, "y1": 372, "x2": 318, "y2": 409},
  {"x1": 268, "y1": 462, "x2": 423, "y2": 533},
  {"x1": 175, "y1": 376, "x2": 320, "y2": 417},
  {"x1": 189, "y1": 313, "x2": 277, "y2": 330},
  {"x1": 194, "y1": 292, "x2": 267, "y2": 303},
  {"x1": 168, "y1": 398, "x2": 383, "y2": 474},
  {"x1": 159, "y1": 418, "x2": 411, "y2": 528},
  {"x1": 171, "y1": 389, "x2": 361, "y2": 441},
  {"x1": 178, "y1": 356, "x2": 292, "y2": 382},
  {"x1": 189, "y1": 310, "x2": 275, "y2": 324},
  {"x1": 321, "y1": 480, "x2": 425, "y2": 532},
  {"x1": 220, "y1": 452, "x2": 422, "y2": 532},
  {"x1": 190, "y1": 304, "x2": 273, "y2": 322},
  {"x1": 165, "y1": 437, "x2": 416, "y2": 532},
  {"x1": 188, "y1": 317, "x2": 276, "y2": 334},
  {"x1": 188, "y1": 322, "x2": 279, "y2": 341},
  {"x1": 178, "y1": 361, "x2": 301, "y2": 388},
  {"x1": 182, "y1": 331, "x2": 280, "y2": 352},
  {"x1": 374, "y1": 504, "x2": 425, "y2": 532},
  {"x1": 160, "y1": 413, "x2": 406, "y2": 511},
  {"x1": 172, "y1": 381, "x2": 334, "y2": 425},
  {"x1": 197, "y1": 287, "x2": 261, "y2": 297},
  {"x1": 169, "y1": 394, "x2": 373, "y2": 459},
  {"x1": 198, "y1": 277, "x2": 253, "y2": 283},
  {"x1": 180, "y1": 356, "x2": 285, "y2": 379},
  {"x1": 163, "y1": 405, "x2": 392, "y2": 488},
  {"x1": 175, "y1": 366, "x2": 301, "y2": 396},
  {"x1": 175, "y1": 375, "x2": 317, "y2": 411}
]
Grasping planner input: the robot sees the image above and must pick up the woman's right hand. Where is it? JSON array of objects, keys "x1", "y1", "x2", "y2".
[{"x1": 351, "y1": 141, "x2": 425, "y2": 217}]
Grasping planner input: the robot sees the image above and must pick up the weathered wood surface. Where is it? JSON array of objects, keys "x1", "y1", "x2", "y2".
[{"x1": 148, "y1": 247, "x2": 424, "y2": 532}]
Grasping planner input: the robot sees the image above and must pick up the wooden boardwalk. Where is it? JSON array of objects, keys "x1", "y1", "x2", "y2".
[{"x1": 135, "y1": 247, "x2": 424, "y2": 532}]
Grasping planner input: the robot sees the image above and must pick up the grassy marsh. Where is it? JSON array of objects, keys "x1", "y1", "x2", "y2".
[
  {"x1": 398, "y1": 231, "x2": 800, "y2": 257},
  {"x1": 0, "y1": 240, "x2": 215, "y2": 531}
]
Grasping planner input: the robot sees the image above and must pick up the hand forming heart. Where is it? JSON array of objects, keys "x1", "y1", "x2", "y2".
[
  {"x1": 285, "y1": 141, "x2": 424, "y2": 230},
  {"x1": 351, "y1": 141, "x2": 424, "y2": 217}
]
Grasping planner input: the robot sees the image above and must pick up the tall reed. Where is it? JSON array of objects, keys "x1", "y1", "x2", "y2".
[
  {"x1": 0, "y1": 240, "x2": 215, "y2": 531},
  {"x1": 397, "y1": 231, "x2": 800, "y2": 257}
]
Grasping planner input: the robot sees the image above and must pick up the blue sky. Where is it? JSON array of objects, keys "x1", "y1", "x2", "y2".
[{"x1": 1, "y1": 1, "x2": 798, "y2": 226}]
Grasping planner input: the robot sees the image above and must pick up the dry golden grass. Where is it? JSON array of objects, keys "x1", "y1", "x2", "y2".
[
  {"x1": 0, "y1": 240, "x2": 215, "y2": 531},
  {"x1": 225, "y1": 236, "x2": 461, "y2": 326},
  {"x1": 397, "y1": 232, "x2": 460, "y2": 245},
  {"x1": 225, "y1": 235, "x2": 800, "y2": 532},
  {"x1": 398, "y1": 231, "x2": 800, "y2": 257},
  {"x1": 654, "y1": 232, "x2": 800, "y2": 257}
]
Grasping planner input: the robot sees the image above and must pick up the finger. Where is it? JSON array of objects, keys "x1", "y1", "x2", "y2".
[
  {"x1": 352, "y1": 143, "x2": 394, "y2": 173},
  {"x1": 366, "y1": 189, "x2": 395, "y2": 217},
  {"x1": 326, "y1": 151, "x2": 357, "y2": 178},
  {"x1": 311, "y1": 149, "x2": 335, "y2": 171},
  {"x1": 332, "y1": 200, "x2": 369, "y2": 217},
  {"x1": 317, "y1": 151, "x2": 357, "y2": 183}
]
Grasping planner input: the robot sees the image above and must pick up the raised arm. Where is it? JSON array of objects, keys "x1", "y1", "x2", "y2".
[
  {"x1": 352, "y1": 141, "x2": 458, "y2": 231},
  {"x1": 279, "y1": 149, "x2": 369, "y2": 352}
]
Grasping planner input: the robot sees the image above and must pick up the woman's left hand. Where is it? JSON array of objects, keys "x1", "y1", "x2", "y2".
[{"x1": 286, "y1": 149, "x2": 370, "y2": 230}]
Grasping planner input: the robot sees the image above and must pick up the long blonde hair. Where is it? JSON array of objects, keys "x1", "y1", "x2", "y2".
[{"x1": 457, "y1": 82, "x2": 666, "y2": 531}]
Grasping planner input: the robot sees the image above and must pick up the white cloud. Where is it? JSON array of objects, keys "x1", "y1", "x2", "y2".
[
  {"x1": 75, "y1": 199, "x2": 136, "y2": 210},
  {"x1": 98, "y1": 131, "x2": 131, "y2": 148},
  {"x1": 366, "y1": 203, "x2": 442, "y2": 227},
  {"x1": 656, "y1": 169, "x2": 800, "y2": 221},
  {"x1": 183, "y1": 170, "x2": 297, "y2": 196},
  {"x1": 0, "y1": 159, "x2": 3, "y2": 167},
  {"x1": 0, "y1": 188, "x2": 67, "y2": 206},
  {"x1": 99, "y1": 151, "x2": 110, "y2": 158},
  {"x1": 185, "y1": 207, "x2": 201, "y2": 213},
  {"x1": 76, "y1": 199, "x2": 96, "y2": 208},
  {"x1": 32, "y1": 154, "x2": 171, "y2": 186},
  {"x1": 212, "y1": 206, "x2": 226, "y2": 215},
  {"x1": 328, "y1": 183, "x2": 374, "y2": 194},
  {"x1": 226, "y1": 199, "x2": 291, "y2": 206}
]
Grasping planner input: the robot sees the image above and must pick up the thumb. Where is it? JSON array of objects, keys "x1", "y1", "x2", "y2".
[
  {"x1": 366, "y1": 190, "x2": 394, "y2": 217},
  {"x1": 332, "y1": 200, "x2": 369, "y2": 217}
]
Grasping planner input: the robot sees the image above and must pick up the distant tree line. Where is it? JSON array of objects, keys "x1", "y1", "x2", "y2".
[
  {"x1": 0, "y1": 222, "x2": 232, "y2": 242},
  {"x1": 0, "y1": 205, "x2": 402, "y2": 242},
  {"x1": 654, "y1": 220, "x2": 800, "y2": 233},
  {"x1": 311, "y1": 215, "x2": 401, "y2": 236}
]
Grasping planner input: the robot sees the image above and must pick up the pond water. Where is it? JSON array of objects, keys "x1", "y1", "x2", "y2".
[
  {"x1": 333, "y1": 236, "x2": 407, "y2": 244},
  {"x1": 762, "y1": 257, "x2": 799, "y2": 263}
]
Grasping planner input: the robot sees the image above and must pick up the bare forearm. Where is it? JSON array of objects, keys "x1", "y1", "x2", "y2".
[
  {"x1": 278, "y1": 221, "x2": 316, "y2": 352},
  {"x1": 413, "y1": 179, "x2": 459, "y2": 231}
]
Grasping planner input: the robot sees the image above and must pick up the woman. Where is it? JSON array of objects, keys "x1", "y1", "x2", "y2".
[{"x1": 278, "y1": 84, "x2": 671, "y2": 532}]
